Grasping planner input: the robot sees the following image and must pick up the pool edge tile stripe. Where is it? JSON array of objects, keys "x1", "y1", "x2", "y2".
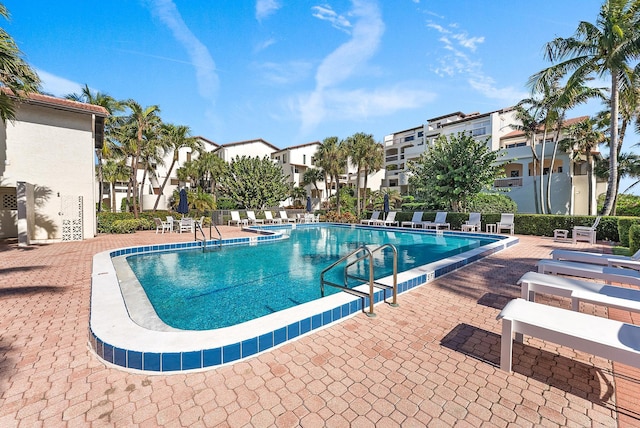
[{"x1": 90, "y1": 226, "x2": 518, "y2": 373}]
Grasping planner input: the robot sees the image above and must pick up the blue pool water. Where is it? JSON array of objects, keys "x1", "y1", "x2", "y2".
[{"x1": 126, "y1": 225, "x2": 497, "y2": 330}]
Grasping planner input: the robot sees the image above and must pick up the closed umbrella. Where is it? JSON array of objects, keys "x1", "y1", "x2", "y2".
[
  {"x1": 177, "y1": 188, "x2": 189, "y2": 216},
  {"x1": 383, "y1": 193, "x2": 390, "y2": 218},
  {"x1": 306, "y1": 195, "x2": 312, "y2": 213}
]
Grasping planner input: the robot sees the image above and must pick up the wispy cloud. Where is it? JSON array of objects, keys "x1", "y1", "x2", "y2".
[
  {"x1": 35, "y1": 68, "x2": 83, "y2": 97},
  {"x1": 300, "y1": 0, "x2": 384, "y2": 133},
  {"x1": 147, "y1": 0, "x2": 218, "y2": 100},
  {"x1": 254, "y1": 61, "x2": 313, "y2": 85},
  {"x1": 254, "y1": 38, "x2": 277, "y2": 53},
  {"x1": 256, "y1": 0, "x2": 281, "y2": 21},
  {"x1": 311, "y1": 4, "x2": 352, "y2": 34},
  {"x1": 427, "y1": 20, "x2": 525, "y2": 103}
]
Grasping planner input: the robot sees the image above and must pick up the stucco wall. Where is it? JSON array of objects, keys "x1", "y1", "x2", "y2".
[{"x1": 0, "y1": 104, "x2": 97, "y2": 241}]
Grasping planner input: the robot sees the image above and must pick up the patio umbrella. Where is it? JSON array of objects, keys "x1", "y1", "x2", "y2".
[
  {"x1": 383, "y1": 193, "x2": 390, "y2": 218},
  {"x1": 306, "y1": 195, "x2": 312, "y2": 213},
  {"x1": 177, "y1": 188, "x2": 189, "y2": 216}
]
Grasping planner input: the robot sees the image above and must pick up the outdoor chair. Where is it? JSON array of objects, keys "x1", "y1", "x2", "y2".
[
  {"x1": 461, "y1": 212, "x2": 481, "y2": 232},
  {"x1": 420, "y1": 212, "x2": 450, "y2": 230},
  {"x1": 536, "y1": 259, "x2": 640, "y2": 287},
  {"x1": 496, "y1": 213, "x2": 514, "y2": 234},
  {"x1": 572, "y1": 216, "x2": 600, "y2": 244},
  {"x1": 228, "y1": 211, "x2": 248, "y2": 227},
  {"x1": 179, "y1": 217, "x2": 193, "y2": 233},
  {"x1": 264, "y1": 211, "x2": 282, "y2": 224},
  {"x1": 279, "y1": 211, "x2": 296, "y2": 223},
  {"x1": 551, "y1": 248, "x2": 640, "y2": 271},
  {"x1": 374, "y1": 211, "x2": 398, "y2": 227},
  {"x1": 165, "y1": 216, "x2": 176, "y2": 233},
  {"x1": 154, "y1": 218, "x2": 171, "y2": 234},
  {"x1": 247, "y1": 211, "x2": 264, "y2": 225},
  {"x1": 401, "y1": 211, "x2": 423, "y2": 228},
  {"x1": 361, "y1": 211, "x2": 380, "y2": 225}
]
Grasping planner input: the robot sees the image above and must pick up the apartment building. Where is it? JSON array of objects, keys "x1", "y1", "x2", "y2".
[{"x1": 383, "y1": 107, "x2": 604, "y2": 215}]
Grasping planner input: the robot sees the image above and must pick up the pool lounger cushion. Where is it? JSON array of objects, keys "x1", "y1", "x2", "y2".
[
  {"x1": 536, "y1": 259, "x2": 640, "y2": 287},
  {"x1": 551, "y1": 249, "x2": 640, "y2": 271},
  {"x1": 497, "y1": 298, "x2": 640, "y2": 372},
  {"x1": 518, "y1": 271, "x2": 640, "y2": 313}
]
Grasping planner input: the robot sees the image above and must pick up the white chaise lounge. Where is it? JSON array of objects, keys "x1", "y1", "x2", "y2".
[
  {"x1": 518, "y1": 271, "x2": 640, "y2": 313},
  {"x1": 551, "y1": 249, "x2": 640, "y2": 271},
  {"x1": 401, "y1": 211, "x2": 423, "y2": 228},
  {"x1": 361, "y1": 211, "x2": 380, "y2": 225},
  {"x1": 536, "y1": 259, "x2": 640, "y2": 287},
  {"x1": 420, "y1": 211, "x2": 450, "y2": 230},
  {"x1": 497, "y1": 298, "x2": 640, "y2": 372}
]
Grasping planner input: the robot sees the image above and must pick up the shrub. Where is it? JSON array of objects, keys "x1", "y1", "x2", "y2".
[
  {"x1": 617, "y1": 217, "x2": 640, "y2": 247},
  {"x1": 467, "y1": 193, "x2": 517, "y2": 214},
  {"x1": 325, "y1": 211, "x2": 357, "y2": 223},
  {"x1": 110, "y1": 219, "x2": 144, "y2": 234},
  {"x1": 629, "y1": 225, "x2": 640, "y2": 255}
]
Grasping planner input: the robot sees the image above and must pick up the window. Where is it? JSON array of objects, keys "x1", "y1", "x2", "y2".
[
  {"x1": 510, "y1": 170, "x2": 520, "y2": 177},
  {"x1": 283, "y1": 154, "x2": 287, "y2": 163},
  {"x1": 186, "y1": 152, "x2": 192, "y2": 162},
  {"x1": 404, "y1": 135, "x2": 414, "y2": 142},
  {"x1": 417, "y1": 131, "x2": 424, "y2": 137},
  {"x1": 557, "y1": 166, "x2": 563, "y2": 173},
  {"x1": 303, "y1": 154, "x2": 306, "y2": 165},
  {"x1": 471, "y1": 127, "x2": 486, "y2": 136}
]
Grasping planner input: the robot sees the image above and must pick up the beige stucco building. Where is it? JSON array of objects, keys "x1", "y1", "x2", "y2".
[{"x1": 0, "y1": 92, "x2": 108, "y2": 243}]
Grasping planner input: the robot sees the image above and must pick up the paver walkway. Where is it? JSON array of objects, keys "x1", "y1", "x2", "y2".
[{"x1": 0, "y1": 228, "x2": 639, "y2": 426}]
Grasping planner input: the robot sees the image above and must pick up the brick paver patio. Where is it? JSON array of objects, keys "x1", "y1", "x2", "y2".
[{"x1": 0, "y1": 227, "x2": 639, "y2": 426}]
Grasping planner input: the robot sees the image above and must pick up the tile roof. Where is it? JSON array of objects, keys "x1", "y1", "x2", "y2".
[
  {"x1": 501, "y1": 116, "x2": 589, "y2": 139},
  {"x1": 2, "y1": 87, "x2": 109, "y2": 116}
]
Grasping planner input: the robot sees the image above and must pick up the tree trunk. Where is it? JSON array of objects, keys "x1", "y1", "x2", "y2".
[
  {"x1": 539, "y1": 128, "x2": 548, "y2": 214},
  {"x1": 111, "y1": 182, "x2": 117, "y2": 213},
  {"x1": 587, "y1": 153, "x2": 594, "y2": 215},
  {"x1": 545, "y1": 125, "x2": 562, "y2": 214},
  {"x1": 362, "y1": 167, "x2": 369, "y2": 213},
  {"x1": 153, "y1": 153, "x2": 178, "y2": 211},
  {"x1": 601, "y1": 73, "x2": 619, "y2": 215}
]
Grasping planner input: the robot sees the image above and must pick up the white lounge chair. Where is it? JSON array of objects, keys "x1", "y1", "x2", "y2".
[
  {"x1": 279, "y1": 211, "x2": 296, "y2": 223},
  {"x1": 179, "y1": 217, "x2": 193, "y2": 233},
  {"x1": 246, "y1": 210, "x2": 264, "y2": 225},
  {"x1": 536, "y1": 259, "x2": 640, "y2": 287},
  {"x1": 165, "y1": 216, "x2": 176, "y2": 233},
  {"x1": 154, "y1": 218, "x2": 171, "y2": 234},
  {"x1": 374, "y1": 211, "x2": 398, "y2": 227},
  {"x1": 420, "y1": 212, "x2": 450, "y2": 230},
  {"x1": 573, "y1": 216, "x2": 601, "y2": 244},
  {"x1": 518, "y1": 271, "x2": 640, "y2": 313},
  {"x1": 551, "y1": 249, "x2": 640, "y2": 271},
  {"x1": 401, "y1": 211, "x2": 423, "y2": 228},
  {"x1": 461, "y1": 212, "x2": 481, "y2": 232},
  {"x1": 361, "y1": 211, "x2": 381, "y2": 225},
  {"x1": 496, "y1": 213, "x2": 514, "y2": 234},
  {"x1": 228, "y1": 211, "x2": 248, "y2": 227},
  {"x1": 264, "y1": 211, "x2": 282, "y2": 224},
  {"x1": 497, "y1": 298, "x2": 640, "y2": 372}
]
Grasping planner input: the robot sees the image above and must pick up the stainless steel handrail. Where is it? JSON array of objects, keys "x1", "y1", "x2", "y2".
[
  {"x1": 195, "y1": 219, "x2": 222, "y2": 250},
  {"x1": 320, "y1": 243, "x2": 399, "y2": 317}
]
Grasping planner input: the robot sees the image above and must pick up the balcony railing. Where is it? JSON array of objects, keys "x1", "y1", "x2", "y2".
[{"x1": 494, "y1": 177, "x2": 523, "y2": 188}]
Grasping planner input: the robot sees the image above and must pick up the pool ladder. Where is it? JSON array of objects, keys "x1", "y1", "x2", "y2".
[
  {"x1": 195, "y1": 221, "x2": 222, "y2": 251},
  {"x1": 320, "y1": 243, "x2": 398, "y2": 317}
]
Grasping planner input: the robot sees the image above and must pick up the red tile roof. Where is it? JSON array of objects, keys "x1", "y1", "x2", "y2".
[
  {"x1": 2, "y1": 87, "x2": 109, "y2": 116},
  {"x1": 501, "y1": 116, "x2": 589, "y2": 139}
]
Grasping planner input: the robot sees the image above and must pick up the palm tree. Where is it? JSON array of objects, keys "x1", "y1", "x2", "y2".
[
  {"x1": 314, "y1": 137, "x2": 347, "y2": 214},
  {"x1": 560, "y1": 117, "x2": 606, "y2": 214},
  {"x1": 344, "y1": 132, "x2": 373, "y2": 217},
  {"x1": 0, "y1": 4, "x2": 40, "y2": 121},
  {"x1": 512, "y1": 104, "x2": 545, "y2": 213},
  {"x1": 120, "y1": 100, "x2": 161, "y2": 218},
  {"x1": 101, "y1": 158, "x2": 130, "y2": 212},
  {"x1": 360, "y1": 141, "x2": 384, "y2": 213},
  {"x1": 194, "y1": 151, "x2": 226, "y2": 195},
  {"x1": 137, "y1": 128, "x2": 165, "y2": 212},
  {"x1": 529, "y1": 0, "x2": 640, "y2": 215},
  {"x1": 152, "y1": 123, "x2": 200, "y2": 210},
  {"x1": 302, "y1": 167, "x2": 324, "y2": 199},
  {"x1": 66, "y1": 84, "x2": 123, "y2": 212}
]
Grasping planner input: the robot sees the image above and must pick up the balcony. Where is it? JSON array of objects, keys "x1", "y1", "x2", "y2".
[{"x1": 494, "y1": 177, "x2": 523, "y2": 188}]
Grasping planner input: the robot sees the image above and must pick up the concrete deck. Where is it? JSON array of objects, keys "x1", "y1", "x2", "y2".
[{"x1": 0, "y1": 227, "x2": 638, "y2": 426}]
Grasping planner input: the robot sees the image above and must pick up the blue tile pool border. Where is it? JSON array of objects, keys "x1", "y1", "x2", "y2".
[{"x1": 90, "y1": 224, "x2": 517, "y2": 373}]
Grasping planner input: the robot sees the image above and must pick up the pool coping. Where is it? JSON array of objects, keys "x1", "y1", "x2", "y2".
[{"x1": 90, "y1": 223, "x2": 518, "y2": 373}]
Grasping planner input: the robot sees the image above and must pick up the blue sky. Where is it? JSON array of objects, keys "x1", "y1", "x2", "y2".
[
  {"x1": 5, "y1": 0, "x2": 609, "y2": 143},
  {"x1": 6, "y1": 0, "x2": 639, "y2": 192}
]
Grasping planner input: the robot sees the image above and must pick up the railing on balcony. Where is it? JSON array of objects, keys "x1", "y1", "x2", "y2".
[
  {"x1": 386, "y1": 156, "x2": 398, "y2": 162},
  {"x1": 494, "y1": 177, "x2": 523, "y2": 188}
]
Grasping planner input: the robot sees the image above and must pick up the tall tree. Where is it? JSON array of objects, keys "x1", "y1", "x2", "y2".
[
  {"x1": 120, "y1": 100, "x2": 161, "y2": 218},
  {"x1": 0, "y1": 4, "x2": 40, "y2": 121},
  {"x1": 345, "y1": 132, "x2": 375, "y2": 217},
  {"x1": 152, "y1": 124, "x2": 200, "y2": 210},
  {"x1": 529, "y1": 0, "x2": 640, "y2": 215},
  {"x1": 314, "y1": 137, "x2": 347, "y2": 214},
  {"x1": 360, "y1": 141, "x2": 384, "y2": 213},
  {"x1": 408, "y1": 132, "x2": 504, "y2": 212},
  {"x1": 101, "y1": 158, "x2": 130, "y2": 212},
  {"x1": 66, "y1": 84, "x2": 123, "y2": 212},
  {"x1": 302, "y1": 167, "x2": 324, "y2": 200}
]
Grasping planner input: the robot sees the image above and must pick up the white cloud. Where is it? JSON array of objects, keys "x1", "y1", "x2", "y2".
[
  {"x1": 35, "y1": 68, "x2": 83, "y2": 97},
  {"x1": 311, "y1": 4, "x2": 352, "y2": 34},
  {"x1": 468, "y1": 76, "x2": 527, "y2": 104},
  {"x1": 148, "y1": 0, "x2": 218, "y2": 100},
  {"x1": 256, "y1": 0, "x2": 281, "y2": 21},
  {"x1": 452, "y1": 33, "x2": 484, "y2": 52},
  {"x1": 254, "y1": 37, "x2": 277, "y2": 53},
  {"x1": 300, "y1": 0, "x2": 384, "y2": 132}
]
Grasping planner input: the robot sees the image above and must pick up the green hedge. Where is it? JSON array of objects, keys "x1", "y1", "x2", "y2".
[
  {"x1": 97, "y1": 211, "x2": 173, "y2": 233},
  {"x1": 617, "y1": 217, "x2": 640, "y2": 247},
  {"x1": 630, "y1": 225, "x2": 640, "y2": 254}
]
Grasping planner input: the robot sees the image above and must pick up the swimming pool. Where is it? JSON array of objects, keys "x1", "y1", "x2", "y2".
[
  {"x1": 90, "y1": 223, "x2": 518, "y2": 373},
  {"x1": 126, "y1": 226, "x2": 496, "y2": 330}
]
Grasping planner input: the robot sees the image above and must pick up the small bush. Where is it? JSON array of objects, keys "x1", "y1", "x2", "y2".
[
  {"x1": 468, "y1": 193, "x2": 517, "y2": 214},
  {"x1": 629, "y1": 225, "x2": 640, "y2": 255},
  {"x1": 325, "y1": 211, "x2": 357, "y2": 223},
  {"x1": 111, "y1": 219, "x2": 143, "y2": 234}
]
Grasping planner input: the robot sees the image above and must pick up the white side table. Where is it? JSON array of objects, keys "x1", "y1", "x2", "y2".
[{"x1": 486, "y1": 223, "x2": 497, "y2": 234}]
